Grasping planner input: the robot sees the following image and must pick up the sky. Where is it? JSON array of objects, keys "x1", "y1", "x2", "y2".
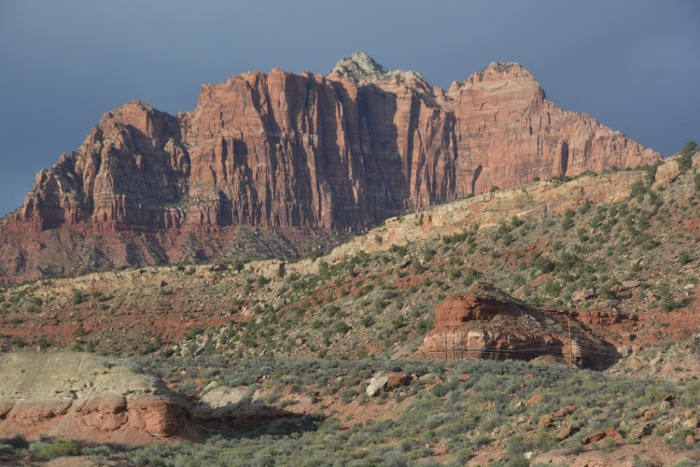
[{"x1": 0, "y1": 1, "x2": 698, "y2": 217}]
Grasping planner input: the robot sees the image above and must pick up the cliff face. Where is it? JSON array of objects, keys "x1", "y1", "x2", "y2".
[{"x1": 5, "y1": 52, "x2": 659, "y2": 234}]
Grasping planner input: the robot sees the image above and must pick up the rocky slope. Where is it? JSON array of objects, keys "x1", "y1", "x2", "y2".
[
  {"x1": 0, "y1": 352, "x2": 197, "y2": 446},
  {"x1": 1, "y1": 153, "x2": 698, "y2": 365},
  {"x1": 0, "y1": 152, "x2": 698, "y2": 466},
  {"x1": 0, "y1": 53, "x2": 658, "y2": 282}
]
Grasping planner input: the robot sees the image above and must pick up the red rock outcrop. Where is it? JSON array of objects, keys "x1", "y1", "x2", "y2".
[
  {"x1": 0, "y1": 352, "x2": 198, "y2": 447},
  {"x1": 419, "y1": 283, "x2": 618, "y2": 368},
  {"x1": 5, "y1": 52, "x2": 659, "y2": 235}
]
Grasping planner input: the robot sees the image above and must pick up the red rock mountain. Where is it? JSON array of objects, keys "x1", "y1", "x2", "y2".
[{"x1": 6, "y1": 52, "x2": 659, "y2": 233}]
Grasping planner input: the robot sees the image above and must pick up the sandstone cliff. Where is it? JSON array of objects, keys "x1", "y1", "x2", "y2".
[
  {"x1": 6, "y1": 52, "x2": 658, "y2": 234},
  {"x1": 0, "y1": 352, "x2": 197, "y2": 446},
  {"x1": 419, "y1": 283, "x2": 617, "y2": 368}
]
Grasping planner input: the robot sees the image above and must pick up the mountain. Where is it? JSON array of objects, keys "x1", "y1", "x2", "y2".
[{"x1": 0, "y1": 53, "x2": 660, "y2": 282}]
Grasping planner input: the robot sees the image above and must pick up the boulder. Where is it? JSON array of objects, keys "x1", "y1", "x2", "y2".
[
  {"x1": 0, "y1": 352, "x2": 197, "y2": 446},
  {"x1": 385, "y1": 373, "x2": 413, "y2": 392},
  {"x1": 365, "y1": 371, "x2": 411, "y2": 397},
  {"x1": 366, "y1": 372, "x2": 392, "y2": 397},
  {"x1": 538, "y1": 414, "x2": 554, "y2": 428},
  {"x1": 527, "y1": 394, "x2": 543, "y2": 405},
  {"x1": 629, "y1": 421, "x2": 653, "y2": 440},
  {"x1": 557, "y1": 425, "x2": 574, "y2": 440},
  {"x1": 683, "y1": 418, "x2": 699, "y2": 429},
  {"x1": 551, "y1": 405, "x2": 576, "y2": 419},
  {"x1": 581, "y1": 428, "x2": 623, "y2": 445}
]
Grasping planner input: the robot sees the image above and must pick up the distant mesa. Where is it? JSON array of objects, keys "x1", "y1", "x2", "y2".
[
  {"x1": 0, "y1": 52, "x2": 659, "y2": 281},
  {"x1": 4, "y1": 52, "x2": 659, "y2": 235}
]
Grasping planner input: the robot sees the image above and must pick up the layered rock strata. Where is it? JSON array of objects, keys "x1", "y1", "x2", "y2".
[
  {"x1": 6, "y1": 52, "x2": 659, "y2": 234},
  {"x1": 420, "y1": 284, "x2": 618, "y2": 368},
  {"x1": 0, "y1": 352, "x2": 198, "y2": 446}
]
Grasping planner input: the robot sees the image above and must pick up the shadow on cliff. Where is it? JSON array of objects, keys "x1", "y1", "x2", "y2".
[{"x1": 330, "y1": 81, "x2": 410, "y2": 228}]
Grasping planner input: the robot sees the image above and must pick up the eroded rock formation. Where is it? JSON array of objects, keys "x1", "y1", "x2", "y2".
[
  {"x1": 6, "y1": 52, "x2": 659, "y2": 235},
  {"x1": 0, "y1": 352, "x2": 198, "y2": 446},
  {"x1": 419, "y1": 283, "x2": 618, "y2": 368}
]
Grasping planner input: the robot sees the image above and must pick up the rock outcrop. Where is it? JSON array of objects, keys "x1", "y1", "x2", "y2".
[
  {"x1": 0, "y1": 352, "x2": 198, "y2": 446},
  {"x1": 5, "y1": 52, "x2": 658, "y2": 236},
  {"x1": 419, "y1": 283, "x2": 618, "y2": 368}
]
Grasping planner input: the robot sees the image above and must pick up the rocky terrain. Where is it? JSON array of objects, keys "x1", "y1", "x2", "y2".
[
  {"x1": 0, "y1": 353, "x2": 196, "y2": 447},
  {"x1": 1, "y1": 52, "x2": 699, "y2": 465},
  {"x1": 2, "y1": 151, "x2": 697, "y2": 363},
  {"x1": 0, "y1": 52, "x2": 659, "y2": 283},
  {"x1": 1, "y1": 144, "x2": 698, "y2": 464}
]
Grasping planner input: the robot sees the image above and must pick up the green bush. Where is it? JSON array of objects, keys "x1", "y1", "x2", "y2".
[
  {"x1": 37, "y1": 438, "x2": 81, "y2": 459},
  {"x1": 679, "y1": 251, "x2": 692, "y2": 265},
  {"x1": 678, "y1": 140, "x2": 697, "y2": 172},
  {"x1": 562, "y1": 209, "x2": 575, "y2": 230},
  {"x1": 72, "y1": 290, "x2": 85, "y2": 305}
]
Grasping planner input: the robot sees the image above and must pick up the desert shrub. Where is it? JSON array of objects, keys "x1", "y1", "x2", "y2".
[
  {"x1": 682, "y1": 380, "x2": 700, "y2": 405},
  {"x1": 599, "y1": 278, "x2": 621, "y2": 300},
  {"x1": 657, "y1": 282, "x2": 676, "y2": 312},
  {"x1": 501, "y1": 233, "x2": 514, "y2": 246},
  {"x1": 533, "y1": 255, "x2": 556, "y2": 274},
  {"x1": 37, "y1": 438, "x2": 81, "y2": 459},
  {"x1": 631, "y1": 180, "x2": 646, "y2": 197},
  {"x1": 481, "y1": 414, "x2": 507, "y2": 432},
  {"x1": 679, "y1": 251, "x2": 692, "y2": 265},
  {"x1": 562, "y1": 209, "x2": 575, "y2": 230},
  {"x1": 416, "y1": 319, "x2": 432, "y2": 334},
  {"x1": 678, "y1": 140, "x2": 698, "y2": 172},
  {"x1": 462, "y1": 268, "x2": 481, "y2": 287},
  {"x1": 544, "y1": 280, "x2": 561, "y2": 297},
  {"x1": 1, "y1": 434, "x2": 28, "y2": 451},
  {"x1": 443, "y1": 231, "x2": 469, "y2": 244},
  {"x1": 390, "y1": 244, "x2": 408, "y2": 257},
  {"x1": 72, "y1": 289, "x2": 85, "y2": 305},
  {"x1": 257, "y1": 275, "x2": 270, "y2": 287}
]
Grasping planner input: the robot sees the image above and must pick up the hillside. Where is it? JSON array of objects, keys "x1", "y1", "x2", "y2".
[
  {"x1": 1, "y1": 148, "x2": 698, "y2": 466},
  {"x1": 1, "y1": 151, "x2": 698, "y2": 362}
]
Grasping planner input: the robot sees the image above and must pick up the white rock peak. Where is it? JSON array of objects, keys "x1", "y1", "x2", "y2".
[
  {"x1": 330, "y1": 51, "x2": 426, "y2": 85},
  {"x1": 332, "y1": 51, "x2": 389, "y2": 76}
]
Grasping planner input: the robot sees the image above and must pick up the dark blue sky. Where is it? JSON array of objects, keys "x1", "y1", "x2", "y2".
[{"x1": 1, "y1": 0, "x2": 698, "y2": 217}]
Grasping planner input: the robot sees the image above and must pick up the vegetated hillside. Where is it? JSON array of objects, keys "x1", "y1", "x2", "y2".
[
  {"x1": 0, "y1": 224, "x2": 350, "y2": 285},
  {"x1": 2, "y1": 357, "x2": 700, "y2": 466},
  {"x1": 0, "y1": 148, "x2": 698, "y2": 466},
  {"x1": 0, "y1": 53, "x2": 660, "y2": 284},
  {"x1": 1, "y1": 150, "x2": 698, "y2": 367}
]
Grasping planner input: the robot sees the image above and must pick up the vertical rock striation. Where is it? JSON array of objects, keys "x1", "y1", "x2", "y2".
[{"x1": 5, "y1": 52, "x2": 659, "y2": 234}]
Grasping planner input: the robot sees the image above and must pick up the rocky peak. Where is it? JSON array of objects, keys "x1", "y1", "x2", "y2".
[
  {"x1": 468, "y1": 61, "x2": 536, "y2": 84},
  {"x1": 330, "y1": 51, "x2": 427, "y2": 85},
  {"x1": 331, "y1": 51, "x2": 389, "y2": 77}
]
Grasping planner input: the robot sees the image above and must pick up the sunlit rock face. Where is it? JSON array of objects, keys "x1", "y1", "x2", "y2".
[{"x1": 8, "y1": 53, "x2": 659, "y2": 234}]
